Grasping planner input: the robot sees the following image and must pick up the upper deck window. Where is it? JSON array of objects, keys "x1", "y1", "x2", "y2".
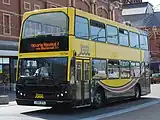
[
  {"x1": 22, "y1": 12, "x2": 68, "y2": 39},
  {"x1": 90, "y1": 20, "x2": 106, "y2": 42},
  {"x1": 119, "y1": 28, "x2": 129, "y2": 46},
  {"x1": 106, "y1": 25, "x2": 118, "y2": 44},
  {"x1": 75, "y1": 16, "x2": 89, "y2": 39},
  {"x1": 130, "y1": 32, "x2": 139, "y2": 48},
  {"x1": 140, "y1": 35, "x2": 148, "y2": 50}
]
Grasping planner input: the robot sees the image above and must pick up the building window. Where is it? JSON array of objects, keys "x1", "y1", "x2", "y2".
[
  {"x1": 75, "y1": 16, "x2": 89, "y2": 39},
  {"x1": 130, "y1": 32, "x2": 139, "y2": 48},
  {"x1": 2, "y1": 0, "x2": 10, "y2": 5},
  {"x1": 24, "y1": 1, "x2": 31, "y2": 10},
  {"x1": 106, "y1": 25, "x2": 118, "y2": 44},
  {"x1": 140, "y1": 35, "x2": 148, "y2": 50},
  {"x1": 108, "y1": 60, "x2": 120, "y2": 79},
  {"x1": 3, "y1": 13, "x2": 11, "y2": 35},
  {"x1": 119, "y1": 28, "x2": 129, "y2": 46},
  {"x1": 90, "y1": 20, "x2": 106, "y2": 42},
  {"x1": 34, "y1": 4, "x2": 40, "y2": 10},
  {"x1": 0, "y1": 57, "x2": 10, "y2": 90},
  {"x1": 92, "y1": 59, "x2": 107, "y2": 79}
]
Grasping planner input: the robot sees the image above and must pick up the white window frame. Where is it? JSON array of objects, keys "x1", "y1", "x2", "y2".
[
  {"x1": 24, "y1": 1, "x2": 31, "y2": 10},
  {"x1": 3, "y1": 13, "x2": 11, "y2": 35},
  {"x1": 34, "y1": 4, "x2": 40, "y2": 10},
  {"x1": 2, "y1": 0, "x2": 11, "y2": 5}
]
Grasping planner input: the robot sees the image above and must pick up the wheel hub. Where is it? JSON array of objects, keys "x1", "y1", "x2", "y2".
[{"x1": 95, "y1": 93, "x2": 102, "y2": 104}]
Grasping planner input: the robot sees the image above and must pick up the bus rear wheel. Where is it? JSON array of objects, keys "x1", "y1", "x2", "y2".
[
  {"x1": 134, "y1": 85, "x2": 141, "y2": 99},
  {"x1": 92, "y1": 89, "x2": 105, "y2": 108}
]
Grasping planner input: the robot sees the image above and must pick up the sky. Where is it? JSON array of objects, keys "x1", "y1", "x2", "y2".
[{"x1": 143, "y1": 0, "x2": 160, "y2": 10}]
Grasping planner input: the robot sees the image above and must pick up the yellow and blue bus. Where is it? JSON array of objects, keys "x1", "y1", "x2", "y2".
[{"x1": 16, "y1": 7, "x2": 151, "y2": 108}]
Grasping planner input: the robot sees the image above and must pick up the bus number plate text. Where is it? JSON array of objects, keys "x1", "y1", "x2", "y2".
[{"x1": 34, "y1": 101, "x2": 46, "y2": 105}]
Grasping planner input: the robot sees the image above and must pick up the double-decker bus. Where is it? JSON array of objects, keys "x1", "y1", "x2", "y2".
[{"x1": 16, "y1": 7, "x2": 151, "y2": 108}]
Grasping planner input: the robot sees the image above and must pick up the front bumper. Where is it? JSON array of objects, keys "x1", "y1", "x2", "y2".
[{"x1": 16, "y1": 98, "x2": 73, "y2": 107}]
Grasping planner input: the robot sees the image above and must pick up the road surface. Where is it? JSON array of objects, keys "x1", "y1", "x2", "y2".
[{"x1": 0, "y1": 84, "x2": 160, "y2": 120}]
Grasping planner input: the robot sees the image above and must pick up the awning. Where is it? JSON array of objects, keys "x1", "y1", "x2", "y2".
[{"x1": 0, "y1": 40, "x2": 18, "y2": 51}]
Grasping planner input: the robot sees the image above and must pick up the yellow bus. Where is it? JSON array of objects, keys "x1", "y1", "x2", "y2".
[{"x1": 16, "y1": 7, "x2": 150, "y2": 108}]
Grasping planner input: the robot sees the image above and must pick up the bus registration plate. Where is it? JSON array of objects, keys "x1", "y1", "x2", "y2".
[{"x1": 34, "y1": 101, "x2": 46, "y2": 105}]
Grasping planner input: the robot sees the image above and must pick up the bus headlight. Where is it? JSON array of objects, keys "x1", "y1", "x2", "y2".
[
  {"x1": 60, "y1": 93, "x2": 64, "y2": 97},
  {"x1": 57, "y1": 94, "x2": 60, "y2": 97}
]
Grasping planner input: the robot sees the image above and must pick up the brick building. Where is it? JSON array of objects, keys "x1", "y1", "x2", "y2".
[
  {"x1": 122, "y1": 1, "x2": 160, "y2": 73},
  {"x1": 0, "y1": 0, "x2": 123, "y2": 41},
  {"x1": 0, "y1": 0, "x2": 123, "y2": 91}
]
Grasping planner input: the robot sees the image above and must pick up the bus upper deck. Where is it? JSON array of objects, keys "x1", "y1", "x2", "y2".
[{"x1": 19, "y1": 7, "x2": 148, "y2": 58}]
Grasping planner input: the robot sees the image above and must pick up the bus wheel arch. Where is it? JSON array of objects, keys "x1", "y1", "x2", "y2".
[
  {"x1": 92, "y1": 86, "x2": 105, "y2": 108},
  {"x1": 134, "y1": 83, "x2": 141, "y2": 99}
]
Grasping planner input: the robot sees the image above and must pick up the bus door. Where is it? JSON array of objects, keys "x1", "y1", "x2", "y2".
[{"x1": 75, "y1": 59, "x2": 91, "y2": 105}]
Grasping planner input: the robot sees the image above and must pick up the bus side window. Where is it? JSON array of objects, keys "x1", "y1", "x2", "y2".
[
  {"x1": 140, "y1": 35, "x2": 148, "y2": 50},
  {"x1": 106, "y1": 25, "x2": 118, "y2": 44},
  {"x1": 75, "y1": 16, "x2": 89, "y2": 39},
  {"x1": 131, "y1": 62, "x2": 140, "y2": 78},
  {"x1": 119, "y1": 28, "x2": 129, "y2": 46},
  {"x1": 145, "y1": 62, "x2": 150, "y2": 77},
  {"x1": 90, "y1": 20, "x2": 106, "y2": 42},
  {"x1": 108, "y1": 60, "x2": 120, "y2": 79},
  {"x1": 70, "y1": 58, "x2": 75, "y2": 84},
  {"x1": 129, "y1": 32, "x2": 139, "y2": 48},
  {"x1": 120, "y1": 61, "x2": 130, "y2": 78},
  {"x1": 131, "y1": 62, "x2": 135, "y2": 77},
  {"x1": 92, "y1": 59, "x2": 107, "y2": 79}
]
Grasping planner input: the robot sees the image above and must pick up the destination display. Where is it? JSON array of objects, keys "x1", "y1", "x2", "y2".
[
  {"x1": 20, "y1": 36, "x2": 69, "y2": 53},
  {"x1": 30, "y1": 41, "x2": 60, "y2": 51}
]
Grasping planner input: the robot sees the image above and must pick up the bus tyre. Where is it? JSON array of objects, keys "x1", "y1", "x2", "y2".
[
  {"x1": 134, "y1": 85, "x2": 141, "y2": 99},
  {"x1": 92, "y1": 89, "x2": 105, "y2": 108}
]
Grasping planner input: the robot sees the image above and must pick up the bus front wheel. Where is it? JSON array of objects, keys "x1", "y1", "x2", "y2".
[{"x1": 92, "y1": 88, "x2": 105, "y2": 108}]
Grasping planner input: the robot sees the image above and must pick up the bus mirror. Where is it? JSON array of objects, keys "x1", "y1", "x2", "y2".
[{"x1": 73, "y1": 50, "x2": 77, "y2": 57}]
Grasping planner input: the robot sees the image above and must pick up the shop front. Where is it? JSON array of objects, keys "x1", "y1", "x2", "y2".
[{"x1": 0, "y1": 40, "x2": 18, "y2": 93}]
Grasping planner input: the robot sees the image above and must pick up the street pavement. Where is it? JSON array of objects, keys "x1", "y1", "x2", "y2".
[
  {"x1": 0, "y1": 84, "x2": 160, "y2": 120},
  {"x1": 100, "y1": 103, "x2": 160, "y2": 120}
]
